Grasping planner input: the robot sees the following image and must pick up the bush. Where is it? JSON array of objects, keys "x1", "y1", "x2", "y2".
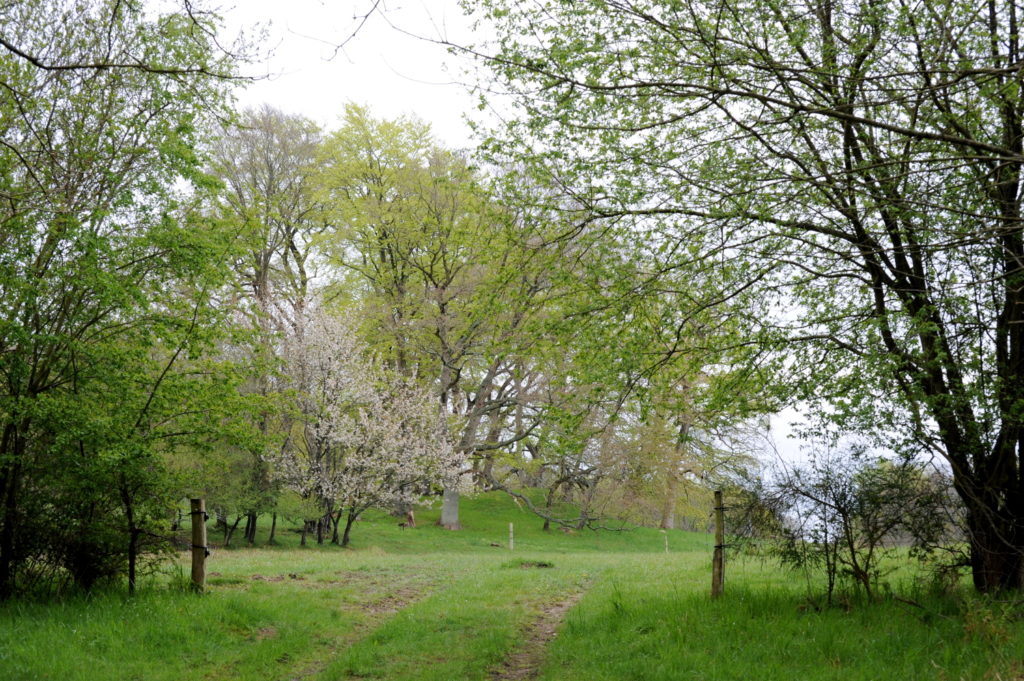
[{"x1": 745, "y1": 448, "x2": 956, "y2": 604}]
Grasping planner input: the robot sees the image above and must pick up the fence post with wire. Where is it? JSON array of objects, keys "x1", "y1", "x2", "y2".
[
  {"x1": 190, "y1": 498, "x2": 209, "y2": 593},
  {"x1": 712, "y1": 489, "x2": 725, "y2": 598}
]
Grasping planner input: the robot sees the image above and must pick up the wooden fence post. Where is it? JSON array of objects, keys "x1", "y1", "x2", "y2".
[
  {"x1": 190, "y1": 498, "x2": 208, "y2": 593},
  {"x1": 711, "y1": 490, "x2": 725, "y2": 599}
]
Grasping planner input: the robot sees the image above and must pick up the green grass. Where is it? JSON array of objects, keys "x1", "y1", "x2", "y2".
[
  {"x1": 236, "y1": 491, "x2": 712, "y2": 555},
  {"x1": 540, "y1": 562, "x2": 1024, "y2": 681},
  {"x1": 2, "y1": 492, "x2": 1022, "y2": 681},
  {"x1": 321, "y1": 554, "x2": 589, "y2": 681}
]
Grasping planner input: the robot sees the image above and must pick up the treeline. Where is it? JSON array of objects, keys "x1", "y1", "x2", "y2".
[{"x1": 0, "y1": 2, "x2": 764, "y2": 597}]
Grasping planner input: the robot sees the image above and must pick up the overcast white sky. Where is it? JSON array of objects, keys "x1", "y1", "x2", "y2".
[{"x1": 222, "y1": 1, "x2": 480, "y2": 147}]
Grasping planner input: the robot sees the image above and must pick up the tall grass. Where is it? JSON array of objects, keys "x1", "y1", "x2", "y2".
[{"x1": 540, "y1": 559, "x2": 1024, "y2": 681}]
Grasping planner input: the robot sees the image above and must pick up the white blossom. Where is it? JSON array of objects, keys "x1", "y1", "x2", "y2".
[{"x1": 273, "y1": 304, "x2": 463, "y2": 526}]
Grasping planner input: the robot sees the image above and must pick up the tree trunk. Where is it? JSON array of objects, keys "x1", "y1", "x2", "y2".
[
  {"x1": 126, "y1": 527, "x2": 138, "y2": 596},
  {"x1": 574, "y1": 514, "x2": 588, "y2": 531},
  {"x1": 341, "y1": 509, "x2": 358, "y2": 547},
  {"x1": 480, "y1": 456, "x2": 495, "y2": 490},
  {"x1": 224, "y1": 514, "x2": 242, "y2": 547},
  {"x1": 244, "y1": 511, "x2": 257, "y2": 545},
  {"x1": 575, "y1": 482, "x2": 598, "y2": 530},
  {"x1": 542, "y1": 484, "x2": 557, "y2": 532},
  {"x1": 120, "y1": 481, "x2": 139, "y2": 597},
  {"x1": 475, "y1": 411, "x2": 502, "y2": 490},
  {"x1": 659, "y1": 479, "x2": 677, "y2": 530},
  {"x1": 0, "y1": 458, "x2": 20, "y2": 600},
  {"x1": 300, "y1": 520, "x2": 309, "y2": 546},
  {"x1": 662, "y1": 421, "x2": 688, "y2": 530},
  {"x1": 439, "y1": 487, "x2": 461, "y2": 530},
  {"x1": 393, "y1": 502, "x2": 416, "y2": 528},
  {"x1": 945, "y1": 440, "x2": 1024, "y2": 591},
  {"x1": 966, "y1": 502, "x2": 1024, "y2": 591},
  {"x1": 268, "y1": 512, "x2": 277, "y2": 545},
  {"x1": 331, "y1": 512, "x2": 341, "y2": 545},
  {"x1": 0, "y1": 425, "x2": 23, "y2": 600}
]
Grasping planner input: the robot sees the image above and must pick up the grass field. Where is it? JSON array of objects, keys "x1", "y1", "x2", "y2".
[{"x1": 2, "y1": 492, "x2": 1022, "y2": 681}]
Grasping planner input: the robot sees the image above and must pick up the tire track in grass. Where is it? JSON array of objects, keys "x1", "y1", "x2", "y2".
[
  {"x1": 487, "y1": 588, "x2": 588, "y2": 681},
  {"x1": 282, "y1": 571, "x2": 439, "y2": 681},
  {"x1": 322, "y1": 560, "x2": 591, "y2": 681}
]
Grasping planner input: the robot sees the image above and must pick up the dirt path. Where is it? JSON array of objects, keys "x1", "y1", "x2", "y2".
[{"x1": 488, "y1": 589, "x2": 587, "y2": 681}]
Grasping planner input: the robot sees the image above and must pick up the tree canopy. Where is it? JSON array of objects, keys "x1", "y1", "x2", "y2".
[
  {"x1": 461, "y1": 0, "x2": 1024, "y2": 591},
  {"x1": 0, "y1": 0, "x2": 246, "y2": 596}
]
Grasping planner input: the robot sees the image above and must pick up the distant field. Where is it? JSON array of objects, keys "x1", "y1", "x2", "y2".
[{"x1": 1, "y1": 493, "x2": 1021, "y2": 681}]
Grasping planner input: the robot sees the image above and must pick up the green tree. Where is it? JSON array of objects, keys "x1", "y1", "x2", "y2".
[
  {"x1": 463, "y1": 0, "x2": 1024, "y2": 591},
  {"x1": 0, "y1": 0, "x2": 245, "y2": 596},
  {"x1": 472, "y1": 208, "x2": 766, "y2": 530},
  {"x1": 316, "y1": 105, "x2": 567, "y2": 529},
  {"x1": 209, "y1": 105, "x2": 326, "y2": 544}
]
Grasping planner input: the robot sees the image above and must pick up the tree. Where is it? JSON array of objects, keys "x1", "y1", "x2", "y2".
[
  {"x1": 316, "y1": 105, "x2": 566, "y2": 530},
  {"x1": 275, "y1": 306, "x2": 463, "y2": 547},
  {"x1": 0, "y1": 0, "x2": 249, "y2": 79},
  {"x1": 0, "y1": 0, "x2": 245, "y2": 596},
  {"x1": 474, "y1": 213, "x2": 770, "y2": 531},
  {"x1": 212, "y1": 106, "x2": 324, "y2": 324},
  {"x1": 462, "y1": 0, "x2": 1024, "y2": 591},
  {"x1": 209, "y1": 105, "x2": 326, "y2": 544}
]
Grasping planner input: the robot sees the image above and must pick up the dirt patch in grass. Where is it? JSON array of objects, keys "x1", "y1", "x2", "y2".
[
  {"x1": 488, "y1": 590, "x2": 587, "y2": 681},
  {"x1": 255, "y1": 626, "x2": 278, "y2": 641},
  {"x1": 250, "y1": 573, "x2": 306, "y2": 582},
  {"x1": 251, "y1": 574, "x2": 285, "y2": 582},
  {"x1": 360, "y1": 586, "x2": 424, "y2": 615}
]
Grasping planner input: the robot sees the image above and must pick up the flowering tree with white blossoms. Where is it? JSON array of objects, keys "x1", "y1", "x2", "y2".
[{"x1": 277, "y1": 305, "x2": 463, "y2": 546}]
